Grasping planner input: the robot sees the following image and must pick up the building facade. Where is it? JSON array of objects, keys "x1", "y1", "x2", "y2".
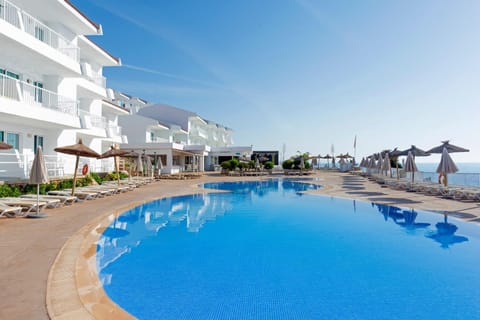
[
  {"x1": 119, "y1": 103, "x2": 251, "y2": 174},
  {"x1": 0, "y1": 0, "x2": 124, "y2": 180}
]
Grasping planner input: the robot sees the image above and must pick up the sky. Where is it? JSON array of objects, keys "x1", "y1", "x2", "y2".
[{"x1": 73, "y1": 0, "x2": 480, "y2": 163}]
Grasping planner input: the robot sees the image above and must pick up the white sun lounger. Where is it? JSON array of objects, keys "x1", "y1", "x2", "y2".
[
  {"x1": 20, "y1": 194, "x2": 77, "y2": 206},
  {"x1": 0, "y1": 203, "x2": 23, "y2": 218},
  {"x1": 0, "y1": 197, "x2": 60, "y2": 209},
  {"x1": 0, "y1": 199, "x2": 48, "y2": 215},
  {"x1": 48, "y1": 190, "x2": 98, "y2": 201}
]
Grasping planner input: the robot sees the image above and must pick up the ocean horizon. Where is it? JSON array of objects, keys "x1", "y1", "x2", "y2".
[{"x1": 416, "y1": 162, "x2": 480, "y2": 174}]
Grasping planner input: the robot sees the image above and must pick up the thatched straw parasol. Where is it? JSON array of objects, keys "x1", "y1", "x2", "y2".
[{"x1": 54, "y1": 139, "x2": 100, "y2": 195}]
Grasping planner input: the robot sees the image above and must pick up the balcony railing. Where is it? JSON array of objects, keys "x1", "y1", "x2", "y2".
[
  {"x1": 79, "y1": 110, "x2": 107, "y2": 129},
  {"x1": 106, "y1": 124, "x2": 122, "y2": 138},
  {"x1": 88, "y1": 74, "x2": 106, "y2": 88},
  {"x1": 0, "y1": 0, "x2": 80, "y2": 61},
  {"x1": 0, "y1": 73, "x2": 79, "y2": 116}
]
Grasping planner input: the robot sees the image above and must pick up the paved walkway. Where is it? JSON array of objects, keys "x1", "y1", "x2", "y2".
[{"x1": 0, "y1": 171, "x2": 479, "y2": 319}]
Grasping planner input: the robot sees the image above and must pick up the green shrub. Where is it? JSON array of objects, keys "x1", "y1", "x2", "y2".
[
  {"x1": 90, "y1": 172, "x2": 103, "y2": 185},
  {"x1": 282, "y1": 159, "x2": 294, "y2": 169},
  {"x1": 229, "y1": 159, "x2": 239, "y2": 170},
  {"x1": 238, "y1": 162, "x2": 248, "y2": 170},
  {"x1": 220, "y1": 159, "x2": 239, "y2": 170},
  {"x1": 59, "y1": 179, "x2": 73, "y2": 190},
  {"x1": 264, "y1": 161, "x2": 274, "y2": 170},
  {"x1": 248, "y1": 160, "x2": 255, "y2": 169},
  {"x1": 0, "y1": 184, "x2": 21, "y2": 197}
]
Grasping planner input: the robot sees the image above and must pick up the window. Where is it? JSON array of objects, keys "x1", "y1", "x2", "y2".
[
  {"x1": 33, "y1": 81, "x2": 43, "y2": 103},
  {"x1": 150, "y1": 132, "x2": 154, "y2": 142},
  {"x1": 0, "y1": 131, "x2": 4, "y2": 142},
  {"x1": 0, "y1": 68, "x2": 19, "y2": 80},
  {"x1": 6, "y1": 132, "x2": 19, "y2": 150},
  {"x1": 35, "y1": 26, "x2": 45, "y2": 42},
  {"x1": 34, "y1": 135, "x2": 44, "y2": 153}
]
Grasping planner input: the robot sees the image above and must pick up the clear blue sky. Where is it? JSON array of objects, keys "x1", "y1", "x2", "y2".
[{"x1": 74, "y1": 0, "x2": 480, "y2": 162}]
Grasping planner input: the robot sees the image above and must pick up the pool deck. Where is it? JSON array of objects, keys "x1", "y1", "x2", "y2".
[{"x1": 1, "y1": 171, "x2": 479, "y2": 319}]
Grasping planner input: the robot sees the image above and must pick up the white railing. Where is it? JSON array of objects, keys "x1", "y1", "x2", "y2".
[
  {"x1": 0, "y1": 73, "x2": 79, "y2": 116},
  {"x1": 106, "y1": 124, "x2": 122, "y2": 138},
  {"x1": 0, "y1": 153, "x2": 65, "y2": 179},
  {"x1": 88, "y1": 74, "x2": 106, "y2": 88},
  {"x1": 79, "y1": 110, "x2": 107, "y2": 129},
  {"x1": 0, "y1": 0, "x2": 80, "y2": 61}
]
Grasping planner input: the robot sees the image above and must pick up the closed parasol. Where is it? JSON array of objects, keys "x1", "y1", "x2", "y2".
[
  {"x1": 382, "y1": 152, "x2": 391, "y2": 176},
  {"x1": 54, "y1": 139, "x2": 100, "y2": 196},
  {"x1": 28, "y1": 146, "x2": 49, "y2": 218},
  {"x1": 435, "y1": 147, "x2": 458, "y2": 186},
  {"x1": 404, "y1": 151, "x2": 418, "y2": 183}
]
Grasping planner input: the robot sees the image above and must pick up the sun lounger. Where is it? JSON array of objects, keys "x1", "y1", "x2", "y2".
[
  {"x1": 20, "y1": 194, "x2": 77, "y2": 206},
  {"x1": 48, "y1": 190, "x2": 98, "y2": 201},
  {"x1": 0, "y1": 203, "x2": 23, "y2": 218},
  {"x1": 0, "y1": 197, "x2": 60, "y2": 209},
  {"x1": 0, "y1": 199, "x2": 47, "y2": 214}
]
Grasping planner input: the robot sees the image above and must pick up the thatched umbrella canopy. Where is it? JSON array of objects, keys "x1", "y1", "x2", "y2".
[
  {"x1": 0, "y1": 141, "x2": 13, "y2": 150},
  {"x1": 402, "y1": 145, "x2": 430, "y2": 157},
  {"x1": 54, "y1": 139, "x2": 100, "y2": 195},
  {"x1": 98, "y1": 147, "x2": 130, "y2": 186},
  {"x1": 427, "y1": 140, "x2": 469, "y2": 154}
]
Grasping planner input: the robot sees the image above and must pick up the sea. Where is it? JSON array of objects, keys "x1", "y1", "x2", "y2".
[{"x1": 413, "y1": 163, "x2": 480, "y2": 187}]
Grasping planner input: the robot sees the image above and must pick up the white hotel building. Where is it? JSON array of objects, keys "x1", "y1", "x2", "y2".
[
  {"x1": 0, "y1": 0, "x2": 127, "y2": 180},
  {"x1": 118, "y1": 103, "x2": 251, "y2": 174},
  {"x1": 0, "y1": 0, "x2": 251, "y2": 180}
]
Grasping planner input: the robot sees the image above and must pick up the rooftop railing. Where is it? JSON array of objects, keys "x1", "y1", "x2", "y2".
[
  {"x1": 0, "y1": 73, "x2": 79, "y2": 116},
  {"x1": 0, "y1": 0, "x2": 80, "y2": 62}
]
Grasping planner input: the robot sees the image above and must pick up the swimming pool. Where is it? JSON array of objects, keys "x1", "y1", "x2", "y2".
[{"x1": 97, "y1": 179, "x2": 480, "y2": 319}]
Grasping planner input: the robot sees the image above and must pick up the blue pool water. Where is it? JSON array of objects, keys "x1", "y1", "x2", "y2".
[{"x1": 97, "y1": 179, "x2": 480, "y2": 319}]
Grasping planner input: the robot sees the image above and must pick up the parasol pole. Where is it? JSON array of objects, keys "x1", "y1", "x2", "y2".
[
  {"x1": 36, "y1": 184, "x2": 40, "y2": 215},
  {"x1": 115, "y1": 155, "x2": 120, "y2": 186},
  {"x1": 72, "y1": 155, "x2": 79, "y2": 196}
]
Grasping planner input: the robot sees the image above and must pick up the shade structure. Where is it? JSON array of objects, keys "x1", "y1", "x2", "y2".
[
  {"x1": 145, "y1": 155, "x2": 153, "y2": 177},
  {"x1": 382, "y1": 153, "x2": 391, "y2": 176},
  {"x1": 98, "y1": 147, "x2": 130, "y2": 186},
  {"x1": 427, "y1": 140, "x2": 469, "y2": 154},
  {"x1": 376, "y1": 153, "x2": 383, "y2": 172},
  {"x1": 122, "y1": 151, "x2": 139, "y2": 181},
  {"x1": 401, "y1": 145, "x2": 430, "y2": 157},
  {"x1": 0, "y1": 141, "x2": 13, "y2": 150},
  {"x1": 28, "y1": 146, "x2": 49, "y2": 218},
  {"x1": 54, "y1": 139, "x2": 100, "y2": 196},
  {"x1": 435, "y1": 147, "x2": 459, "y2": 186},
  {"x1": 404, "y1": 151, "x2": 418, "y2": 183},
  {"x1": 135, "y1": 154, "x2": 144, "y2": 174},
  {"x1": 388, "y1": 148, "x2": 406, "y2": 179}
]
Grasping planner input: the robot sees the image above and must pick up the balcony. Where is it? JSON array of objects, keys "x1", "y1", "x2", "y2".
[
  {"x1": 0, "y1": 72, "x2": 78, "y2": 116},
  {"x1": 106, "y1": 124, "x2": 122, "y2": 138},
  {"x1": 79, "y1": 110, "x2": 106, "y2": 129},
  {"x1": 0, "y1": 0, "x2": 79, "y2": 62}
]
